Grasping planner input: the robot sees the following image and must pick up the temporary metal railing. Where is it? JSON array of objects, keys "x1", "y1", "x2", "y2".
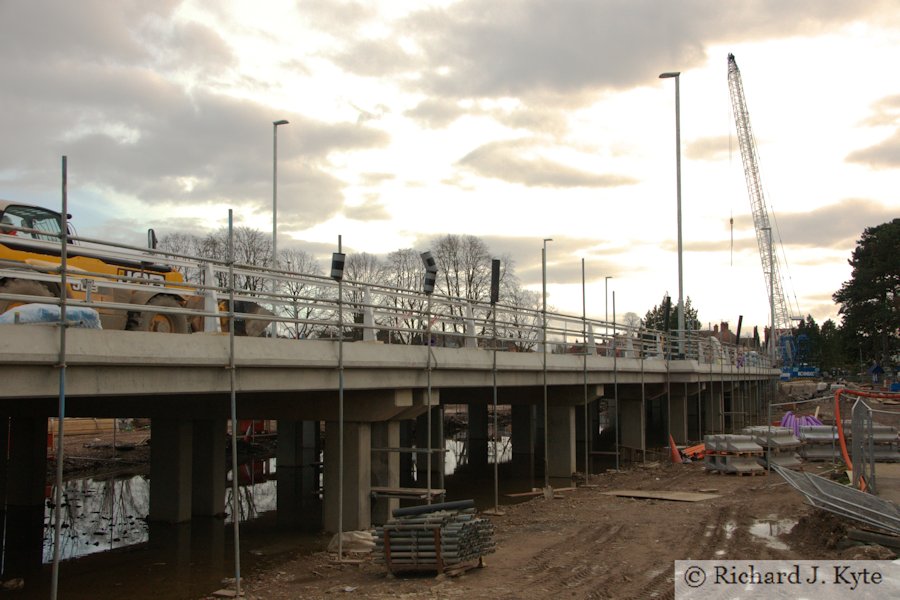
[{"x1": 1, "y1": 230, "x2": 773, "y2": 371}]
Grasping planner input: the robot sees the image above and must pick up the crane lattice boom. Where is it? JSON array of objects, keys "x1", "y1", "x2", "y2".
[{"x1": 727, "y1": 53, "x2": 793, "y2": 338}]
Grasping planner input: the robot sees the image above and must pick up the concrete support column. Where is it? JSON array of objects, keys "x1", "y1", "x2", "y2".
[
  {"x1": 150, "y1": 418, "x2": 193, "y2": 523},
  {"x1": 468, "y1": 403, "x2": 489, "y2": 469},
  {"x1": 511, "y1": 404, "x2": 535, "y2": 477},
  {"x1": 547, "y1": 405, "x2": 576, "y2": 478},
  {"x1": 323, "y1": 421, "x2": 371, "y2": 533},
  {"x1": 192, "y1": 418, "x2": 226, "y2": 517},
  {"x1": 669, "y1": 386, "x2": 688, "y2": 444},
  {"x1": 399, "y1": 421, "x2": 414, "y2": 487},
  {"x1": 705, "y1": 382, "x2": 725, "y2": 434},
  {"x1": 277, "y1": 420, "x2": 321, "y2": 530},
  {"x1": 619, "y1": 399, "x2": 645, "y2": 458},
  {"x1": 371, "y1": 421, "x2": 399, "y2": 525},
  {"x1": 415, "y1": 407, "x2": 442, "y2": 482},
  {"x1": 4, "y1": 417, "x2": 46, "y2": 578}
]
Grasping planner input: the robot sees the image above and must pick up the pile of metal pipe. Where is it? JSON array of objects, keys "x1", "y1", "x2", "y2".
[{"x1": 374, "y1": 500, "x2": 495, "y2": 570}]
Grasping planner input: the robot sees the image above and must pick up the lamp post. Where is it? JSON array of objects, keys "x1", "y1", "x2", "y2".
[
  {"x1": 271, "y1": 119, "x2": 289, "y2": 338},
  {"x1": 659, "y1": 71, "x2": 684, "y2": 356},
  {"x1": 272, "y1": 119, "x2": 289, "y2": 267},
  {"x1": 604, "y1": 276, "x2": 613, "y2": 325},
  {"x1": 542, "y1": 238, "x2": 552, "y2": 492}
]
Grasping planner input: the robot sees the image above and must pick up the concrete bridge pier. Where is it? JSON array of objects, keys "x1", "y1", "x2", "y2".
[
  {"x1": 687, "y1": 382, "x2": 704, "y2": 440},
  {"x1": 277, "y1": 420, "x2": 321, "y2": 529},
  {"x1": 510, "y1": 404, "x2": 535, "y2": 478},
  {"x1": 468, "y1": 403, "x2": 489, "y2": 469},
  {"x1": 371, "y1": 420, "x2": 399, "y2": 525},
  {"x1": 323, "y1": 421, "x2": 371, "y2": 533},
  {"x1": 150, "y1": 418, "x2": 193, "y2": 523},
  {"x1": 322, "y1": 388, "x2": 426, "y2": 533},
  {"x1": 668, "y1": 383, "x2": 689, "y2": 444},
  {"x1": 546, "y1": 387, "x2": 602, "y2": 478},
  {"x1": 547, "y1": 404, "x2": 576, "y2": 478},
  {"x1": 192, "y1": 418, "x2": 226, "y2": 517},
  {"x1": 2, "y1": 417, "x2": 47, "y2": 579},
  {"x1": 704, "y1": 382, "x2": 725, "y2": 434},
  {"x1": 414, "y1": 405, "x2": 443, "y2": 485},
  {"x1": 618, "y1": 394, "x2": 646, "y2": 460}
]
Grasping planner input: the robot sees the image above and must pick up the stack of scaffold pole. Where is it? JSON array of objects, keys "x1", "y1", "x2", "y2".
[{"x1": 374, "y1": 499, "x2": 495, "y2": 576}]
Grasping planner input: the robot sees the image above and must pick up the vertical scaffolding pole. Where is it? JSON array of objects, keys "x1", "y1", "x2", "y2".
[
  {"x1": 613, "y1": 292, "x2": 619, "y2": 471},
  {"x1": 581, "y1": 259, "x2": 589, "y2": 480},
  {"x1": 337, "y1": 236, "x2": 345, "y2": 558},
  {"x1": 50, "y1": 156, "x2": 69, "y2": 600},
  {"x1": 227, "y1": 210, "x2": 242, "y2": 596}
]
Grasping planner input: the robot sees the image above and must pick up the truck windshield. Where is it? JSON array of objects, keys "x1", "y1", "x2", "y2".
[{"x1": 0, "y1": 205, "x2": 64, "y2": 242}]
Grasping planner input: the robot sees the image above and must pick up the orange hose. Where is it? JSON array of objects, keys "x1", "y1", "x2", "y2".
[
  {"x1": 833, "y1": 389, "x2": 866, "y2": 491},
  {"x1": 833, "y1": 387, "x2": 900, "y2": 492}
]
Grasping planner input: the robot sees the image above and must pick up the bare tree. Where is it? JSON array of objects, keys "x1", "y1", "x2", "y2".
[
  {"x1": 279, "y1": 248, "x2": 325, "y2": 339},
  {"x1": 382, "y1": 248, "x2": 428, "y2": 343}
]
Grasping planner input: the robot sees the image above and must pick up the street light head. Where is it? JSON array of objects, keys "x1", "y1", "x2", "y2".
[
  {"x1": 543, "y1": 238, "x2": 553, "y2": 243},
  {"x1": 659, "y1": 72, "x2": 680, "y2": 79},
  {"x1": 274, "y1": 119, "x2": 289, "y2": 126}
]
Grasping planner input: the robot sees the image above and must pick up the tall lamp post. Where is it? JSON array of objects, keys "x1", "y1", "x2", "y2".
[
  {"x1": 604, "y1": 275, "x2": 613, "y2": 325},
  {"x1": 659, "y1": 71, "x2": 684, "y2": 356},
  {"x1": 272, "y1": 119, "x2": 290, "y2": 267},
  {"x1": 542, "y1": 238, "x2": 552, "y2": 492},
  {"x1": 271, "y1": 119, "x2": 289, "y2": 338}
]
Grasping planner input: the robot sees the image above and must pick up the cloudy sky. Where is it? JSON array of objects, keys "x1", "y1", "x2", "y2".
[{"x1": 2, "y1": 0, "x2": 898, "y2": 332}]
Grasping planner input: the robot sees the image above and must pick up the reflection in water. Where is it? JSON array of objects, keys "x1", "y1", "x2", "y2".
[
  {"x1": 40, "y1": 429, "x2": 519, "y2": 571},
  {"x1": 444, "y1": 436, "x2": 512, "y2": 475},
  {"x1": 43, "y1": 476, "x2": 150, "y2": 563},
  {"x1": 43, "y1": 458, "x2": 279, "y2": 563}
]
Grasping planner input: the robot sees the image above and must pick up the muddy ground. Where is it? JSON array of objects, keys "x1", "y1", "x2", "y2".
[
  {"x1": 44, "y1": 383, "x2": 898, "y2": 600},
  {"x1": 219, "y1": 461, "x2": 895, "y2": 600}
]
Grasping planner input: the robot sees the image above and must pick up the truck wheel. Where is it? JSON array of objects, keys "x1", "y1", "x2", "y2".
[
  {"x1": 0, "y1": 279, "x2": 54, "y2": 315},
  {"x1": 130, "y1": 296, "x2": 189, "y2": 334}
]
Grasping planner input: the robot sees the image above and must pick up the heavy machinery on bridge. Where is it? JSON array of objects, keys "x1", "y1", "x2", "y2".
[
  {"x1": 727, "y1": 53, "x2": 817, "y2": 378},
  {"x1": 0, "y1": 199, "x2": 267, "y2": 335}
]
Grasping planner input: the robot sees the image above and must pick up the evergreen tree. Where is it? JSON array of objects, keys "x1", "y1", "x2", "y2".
[{"x1": 833, "y1": 218, "x2": 900, "y2": 367}]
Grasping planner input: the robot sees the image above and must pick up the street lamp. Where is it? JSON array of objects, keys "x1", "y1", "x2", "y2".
[
  {"x1": 604, "y1": 276, "x2": 613, "y2": 324},
  {"x1": 542, "y1": 238, "x2": 552, "y2": 492},
  {"x1": 659, "y1": 71, "x2": 685, "y2": 356},
  {"x1": 271, "y1": 119, "x2": 289, "y2": 338},
  {"x1": 272, "y1": 119, "x2": 290, "y2": 269}
]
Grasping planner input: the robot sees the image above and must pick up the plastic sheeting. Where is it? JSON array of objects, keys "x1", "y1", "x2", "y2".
[{"x1": 0, "y1": 303, "x2": 101, "y2": 328}]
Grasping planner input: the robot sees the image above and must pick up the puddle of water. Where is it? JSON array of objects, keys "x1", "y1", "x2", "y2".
[
  {"x1": 724, "y1": 521, "x2": 737, "y2": 540},
  {"x1": 748, "y1": 518, "x2": 796, "y2": 551}
]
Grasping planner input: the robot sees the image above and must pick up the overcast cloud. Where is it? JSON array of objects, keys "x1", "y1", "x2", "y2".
[{"x1": 1, "y1": 0, "x2": 898, "y2": 328}]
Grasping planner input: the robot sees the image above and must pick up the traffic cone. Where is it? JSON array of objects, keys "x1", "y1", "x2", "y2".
[{"x1": 669, "y1": 434, "x2": 682, "y2": 464}]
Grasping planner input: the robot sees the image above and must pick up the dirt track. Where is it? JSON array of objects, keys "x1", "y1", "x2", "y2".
[{"x1": 229, "y1": 461, "x2": 895, "y2": 600}]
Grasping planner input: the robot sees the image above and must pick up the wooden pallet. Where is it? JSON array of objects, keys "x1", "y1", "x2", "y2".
[{"x1": 705, "y1": 468, "x2": 767, "y2": 477}]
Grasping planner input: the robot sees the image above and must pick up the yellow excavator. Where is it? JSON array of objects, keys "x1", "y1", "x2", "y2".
[{"x1": 0, "y1": 199, "x2": 268, "y2": 335}]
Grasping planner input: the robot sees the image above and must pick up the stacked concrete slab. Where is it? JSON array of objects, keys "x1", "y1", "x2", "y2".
[
  {"x1": 704, "y1": 434, "x2": 765, "y2": 475},
  {"x1": 844, "y1": 420, "x2": 900, "y2": 463},
  {"x1": 742, "y1": 426, "x2": 803, "y2": 469},
  {"x1": 798, "y1": 423, "x2": 900, "y2": 463},
  {"x1": 798, "y1": 425, "x2": 840, "y2": 462}
]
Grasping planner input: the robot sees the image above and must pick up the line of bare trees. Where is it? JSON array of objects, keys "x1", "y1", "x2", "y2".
[{"x1": 158, "y1": 229, "x2": 542, "y2": 348}]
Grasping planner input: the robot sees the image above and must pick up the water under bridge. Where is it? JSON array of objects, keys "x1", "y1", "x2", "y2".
[{"x1": 0, "y1": 232, "x2": 779, "y2": 583}]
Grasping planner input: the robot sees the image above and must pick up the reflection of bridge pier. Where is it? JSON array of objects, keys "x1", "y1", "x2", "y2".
[{"x1": 1, "y1": 417, "x2": 46, "y2": 579}]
